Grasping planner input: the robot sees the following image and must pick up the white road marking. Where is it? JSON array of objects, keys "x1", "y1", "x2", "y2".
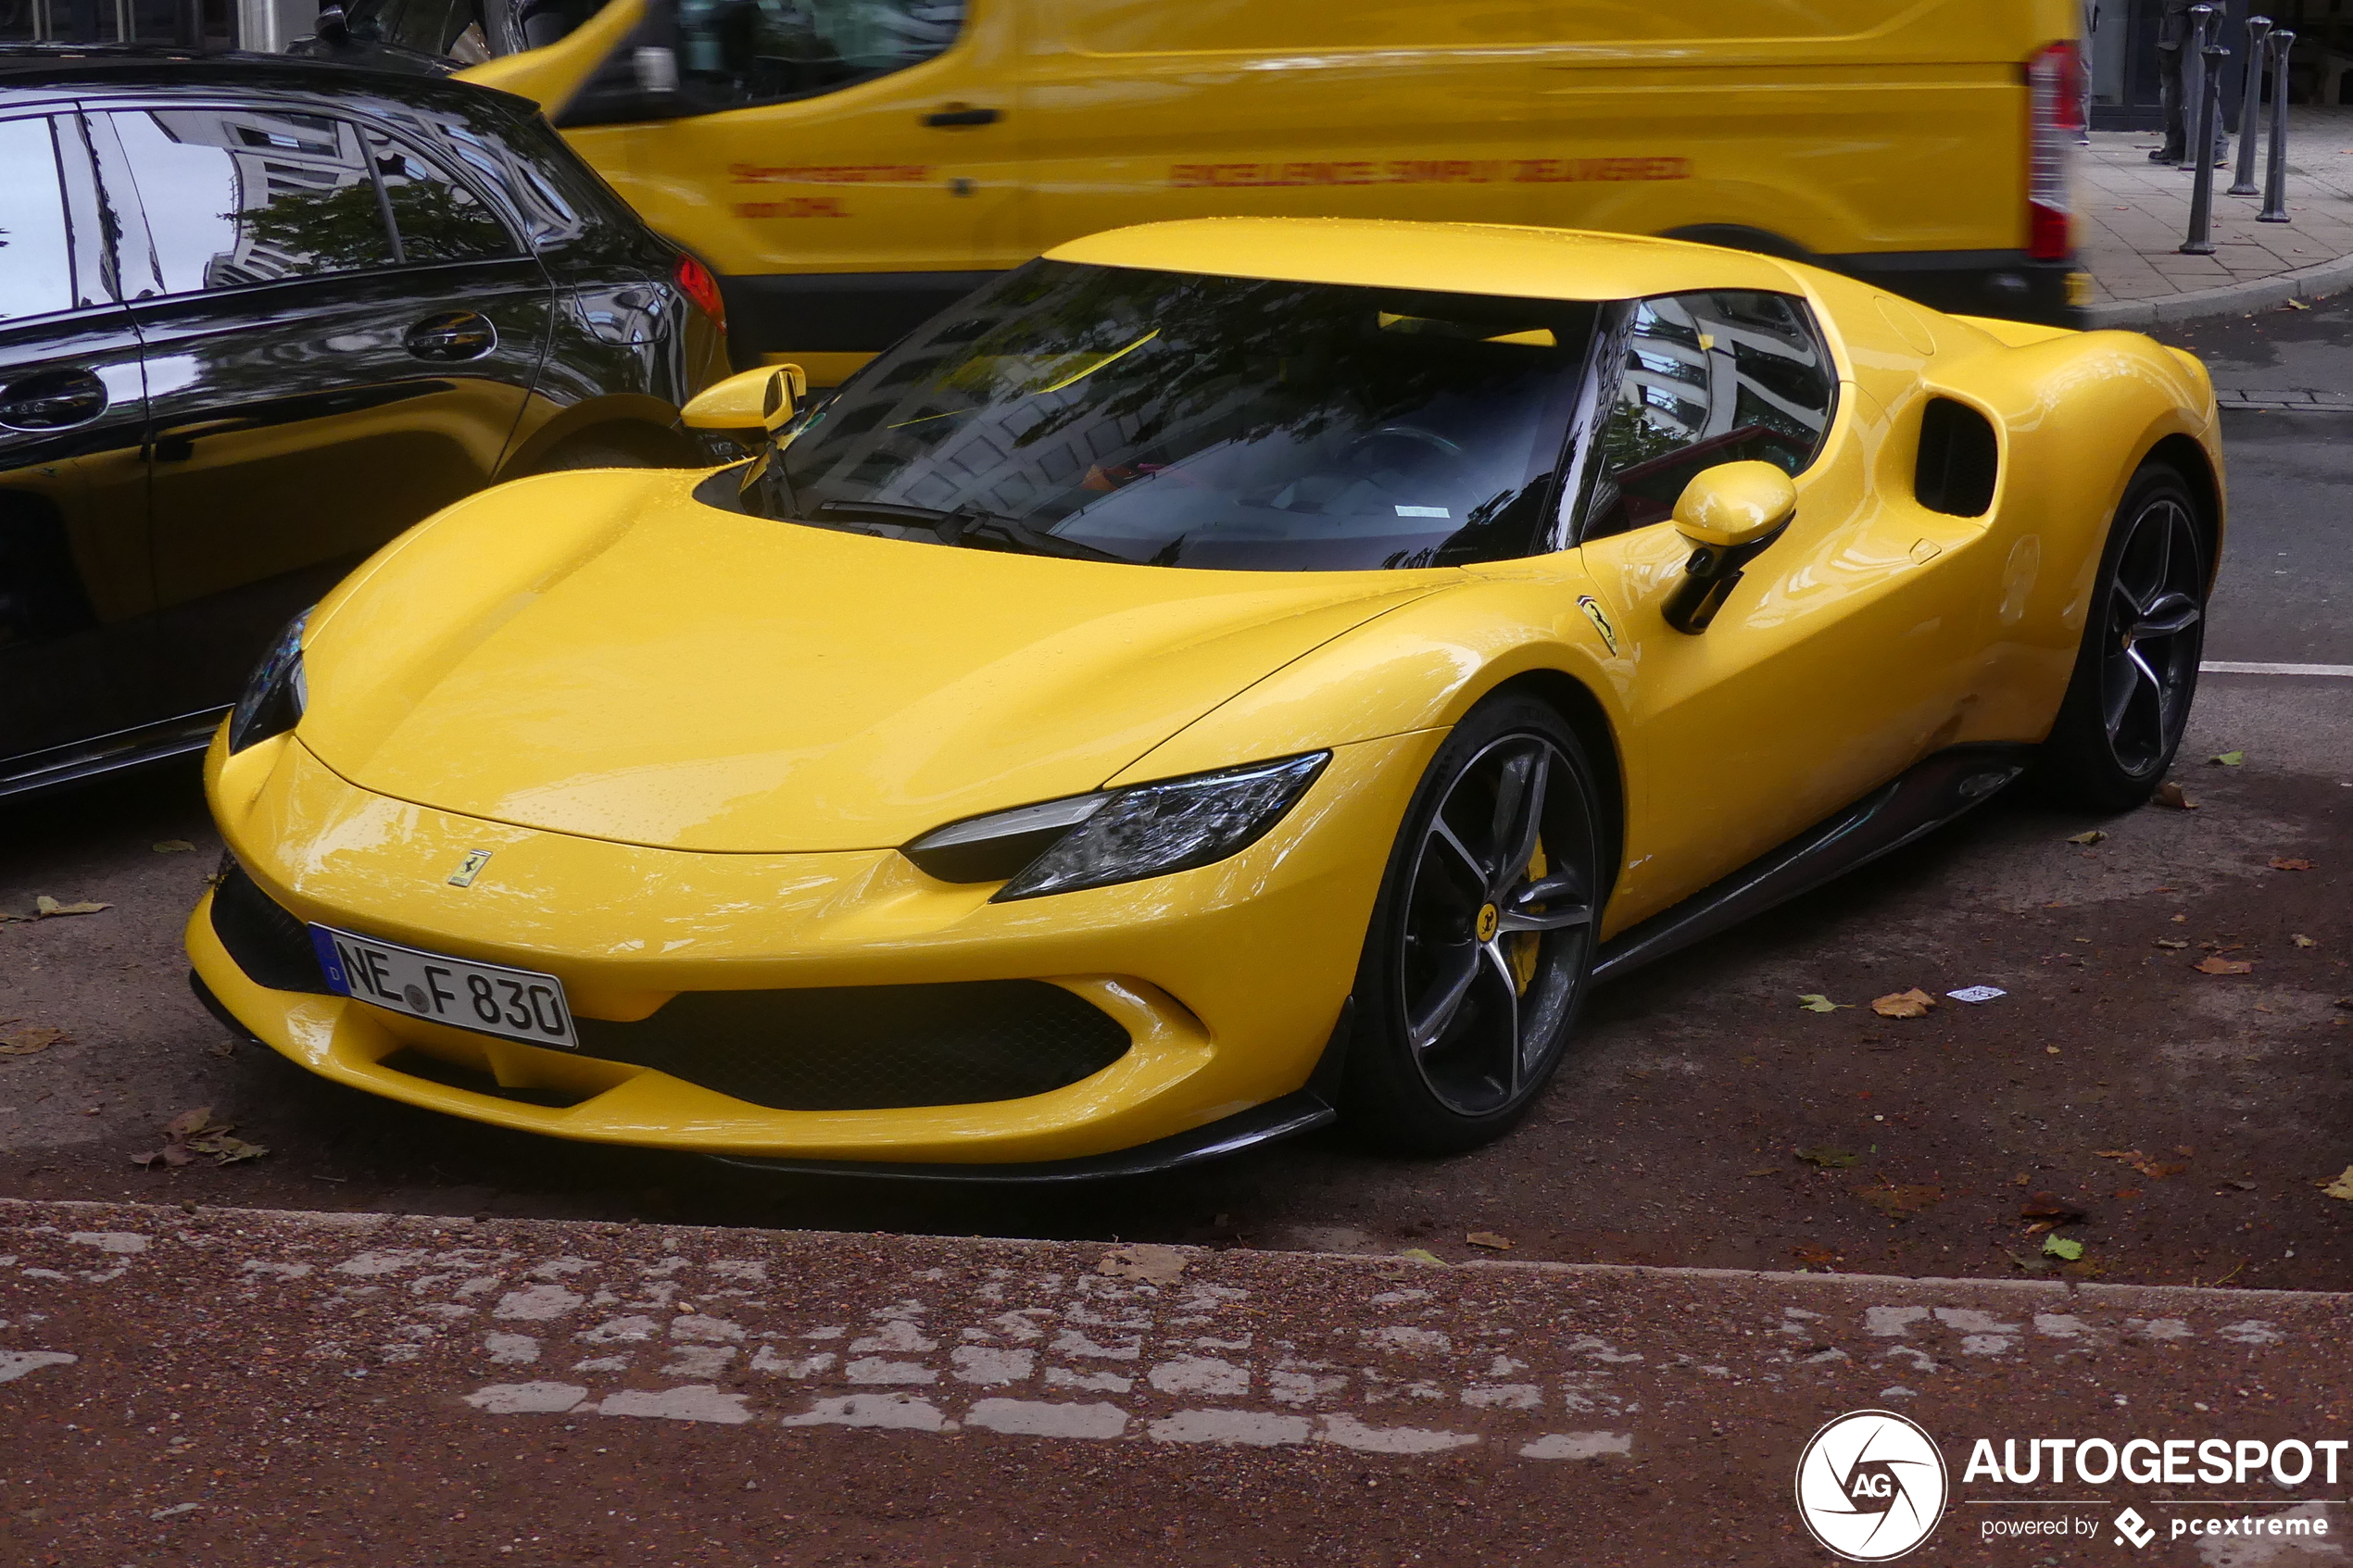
[
  {"x1": 2201, "y1": 660, "x2": 2353, "y2": 677},
  {"x1": 0, "y1": 1350, "x2": 77, "y2": 1383},
  {"x1": 1519, "y1": 1431, "x2": 1634, "y2": 1461}
]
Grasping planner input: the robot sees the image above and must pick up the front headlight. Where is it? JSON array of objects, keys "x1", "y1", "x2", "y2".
[
  {"x1": 227, "y1": 608, "x2": 310, "y2": 754},
  {"x1": 903, "y1": 752, "x2": 1329, "y2": 901}
]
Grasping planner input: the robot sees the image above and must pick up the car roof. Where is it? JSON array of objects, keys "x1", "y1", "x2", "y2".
[
  {"x1": 0, "y1": 44, "x2": 530, "y2": 118},
  {"x1": 1047, "y1": 218, "x2": 1807, "y2": 303}
]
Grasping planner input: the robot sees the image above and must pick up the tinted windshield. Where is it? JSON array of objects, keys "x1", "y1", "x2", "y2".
[{"x1": 753, "y1": 261, "x2": 1593, "y2": 571}]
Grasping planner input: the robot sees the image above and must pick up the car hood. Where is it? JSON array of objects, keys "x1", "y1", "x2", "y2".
[{"x1": 298, "y1": 472, "x2": 1443, "y2": 854}]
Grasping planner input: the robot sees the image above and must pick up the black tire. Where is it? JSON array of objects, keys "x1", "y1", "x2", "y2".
[
  {"x1": 2036, "y1": 462, "x2": 2209, "y2": 811},
  {"x1": 1340, "y1": 694, "x2": 1605, "y2": 1155}
]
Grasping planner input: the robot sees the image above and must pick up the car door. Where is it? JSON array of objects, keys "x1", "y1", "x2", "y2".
[
  {"x1": 92, "y1": 100, "x2": 554, "y2": 725},
  {"x1": 556, "y1": 0, "x2": 1017, "y2": 373},
  {"x1": 0, "y1": 109, "x2": 157, "y2": 787},
  {"x1": 1568, "y1": 289, "x2": 1973, "y2": 921}
]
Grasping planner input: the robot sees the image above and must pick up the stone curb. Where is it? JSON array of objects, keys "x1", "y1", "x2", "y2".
[
  {"x1": 2088, "y1": 247, "x2": 2353, "y2": 327},
  {"x1": 8, "y1": 1196, "x2": 2345, "y2": 1311}
]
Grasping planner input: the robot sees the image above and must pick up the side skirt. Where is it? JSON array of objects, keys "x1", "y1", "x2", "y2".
[
  {"x1": 0, "y1": 708, "x2": 225, "y2": 802},
  {"x1": 1591, "y1": 743, "x2": 2034, "y2": 984}
]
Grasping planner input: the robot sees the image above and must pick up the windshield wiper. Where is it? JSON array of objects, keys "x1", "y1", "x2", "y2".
[{"x1": 814, "y1": 500, "x2": 1127, "y2": 563}]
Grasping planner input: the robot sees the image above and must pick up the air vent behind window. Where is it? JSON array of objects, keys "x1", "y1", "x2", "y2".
[{"x1": 1915, "y1": 397, "x2": 1998, "y2": 517}]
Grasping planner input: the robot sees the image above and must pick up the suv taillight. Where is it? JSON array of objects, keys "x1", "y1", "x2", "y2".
[
  {"x1": 2025, "y1": 41, "x2": 2082, "y2": 262},
  {"x1": 674, "y1": 252, "x2": 726, "y2": 331}
]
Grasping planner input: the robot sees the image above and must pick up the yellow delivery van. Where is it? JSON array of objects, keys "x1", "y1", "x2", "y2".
[{"x1": 332, "y1": 0, "x2": 2087, "y2": 379}]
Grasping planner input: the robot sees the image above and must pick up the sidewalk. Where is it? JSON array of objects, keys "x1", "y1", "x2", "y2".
[
  {"x1": 3, "y1": 1198, "x2": 2349, "y2": 1563},
  {"x1": 2083, "y1": 106, "x2": 2353, "y2": 324}
]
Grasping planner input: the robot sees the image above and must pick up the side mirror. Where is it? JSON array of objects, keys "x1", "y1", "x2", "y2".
[
  {"x1": 314, "y1": 3, "x2": 348, "y2": 43},
  {"x1": 1663, "y1": 460, "x2": 1797, "y2": 634},
  {"x1": 1671, "y1": 459, "x2": 1796, "y2": 548},
  {"x1": 681, "y1": 363, "x2": 807, "y2": 438}
]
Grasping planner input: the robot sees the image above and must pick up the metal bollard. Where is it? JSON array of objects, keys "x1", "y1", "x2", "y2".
[
  {"x1": 2179, "y1": 6, "x2": 2213, "y2": 175},
  {"x1": 2230, "y1": 15, "x2": 2274, "y2": 196},
  {"x1": 2080, "y1": 0, "x2": 2096, "y2": 145},
  {"x1": 2259, "y1": 30, "x2": 2296, "y2": 222},
  {"x1": 2181, "y1": 25, "x2": 2228, "y2": 251}
]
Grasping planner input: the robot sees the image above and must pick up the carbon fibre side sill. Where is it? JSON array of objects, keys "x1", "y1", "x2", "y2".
[
  {"x1": 1591, "y1": 743, "x2": 2035, "y2": 984},
  {"x1": 711, "y1": 1090, "x2": 1336, "y2": 1185}
]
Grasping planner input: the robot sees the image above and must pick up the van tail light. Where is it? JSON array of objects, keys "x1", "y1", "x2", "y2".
[
  {"x1": 2025, "y1": 41, "x2": 2082, "y2": 261},
  {"x1": 674, "y1": 252, "x2": 726, "y2": 331}
]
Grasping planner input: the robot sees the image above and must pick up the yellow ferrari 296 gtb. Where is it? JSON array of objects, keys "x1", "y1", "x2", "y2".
[{"x1": 187, "y1": 220, "x2": 2221, "y2": 1178}]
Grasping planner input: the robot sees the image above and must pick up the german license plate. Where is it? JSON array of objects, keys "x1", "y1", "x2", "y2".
[{"x1": 309, "y1": 924, "x2": 578, "y2": 1050}]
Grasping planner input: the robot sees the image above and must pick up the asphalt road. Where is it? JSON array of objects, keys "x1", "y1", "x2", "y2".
[{"x1": 2, "y1": 311, "x2": 2348, "y2": 1294}]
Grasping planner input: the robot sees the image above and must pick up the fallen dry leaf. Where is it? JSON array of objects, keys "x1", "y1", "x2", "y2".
[
  {"x1": 2154, "y1": 938, "x2": 2189, "y2": 949},
  {"x1": 1856, "y1": 1184, "x2": 1943, "y2": 1220},
  {"x1": 2154, "y1": 783, "x2": 2198, "y2": 809},
  {"x1": 2096, "y1": 1148, "x2": 2189, "y2": 1180},
  {"x1": 2320, "y1": 1168, "x2": 2353, "y2": 1202},
  {"x1": 2193, "y1": 956, "x2": 2255, "y2": 975},
  {"x1": 2292, "y1": 935, "x2": 2318, "y2": 948},
  {"x1": 2064, "y1": 830, "x2": 2108, "y2": 846},
  {"x1": 2210, "y1": 750, "x2": 2245, "y2": 766},
  {"x1": 1870, "y1": 988, "x2": 1937, "y2": 1019},
  {"x1": 132, "y1": 1107, "x2": 269, "y2": 1171},
  {"x1": 1465, "y1": 1231, "x2": 1514, "y2": 1251},
  {"x1": 2043, "y1": 1235, "x2": 2084, "y2": 1261},
  {"x1": 1791, "y1": 1244, "x2": 1839, "y2": 1266},
  {"x1": 1746, "y1": 1166, "x2": 1780, "y2": 1177},
  {"x1": 151, "y1": 840, "x2": 196, "y2": 854},
  {"x1": 1097, "y1": 1244, "x2": 1187, "y2": 1282},
  {"x1": 2269, "y1": 858, "x2": 2314, "y2": 872},
  {"x1": 1395, "y1": 1248, "x2": 1449, "y2": 1268},
  {"x1": 32, "y1": 896, "x2": 109, "y2": 918},
  {"x1": 1796, "y1": 1147, "x2": 1859, "y2": 1169},
  {"x1": 2020, "y1": 1193, "x2": 2087, "y2": 1225},
  {"x1": 0, "y1": 1025, "x2": 69, "y2": 1057},
  {"x1": 1795, "y1": 993, "x2": 1847, "y2": 1012}
]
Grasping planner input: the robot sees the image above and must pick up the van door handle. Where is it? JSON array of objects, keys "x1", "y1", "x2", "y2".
[
  {"x1": 923, "y1": 104, "x2": 1000, "y2": 128},
  {"x1": 404, "y1": 310, "x2": 498, "y2": 361},
  {"x1": 0, "y1": 367, "x2": 107, "y2": 430}
]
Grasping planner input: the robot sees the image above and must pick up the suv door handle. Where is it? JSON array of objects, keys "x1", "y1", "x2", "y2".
[
  {"x1": 923, "y1": 104, "x2": 1000, "y2": 128},
  {"x1": 404, "y1": 311, "x2": 498, "y2": 362},
  {"x1": 0, "y1": 368, "x2": 108, "y2": 431}
]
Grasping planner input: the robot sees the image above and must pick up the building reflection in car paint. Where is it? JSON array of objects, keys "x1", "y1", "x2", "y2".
[
  {"x1": 0, "y1": 112, "x2": 157, "y2": 767},
  {"x1": 97, "y1": 102, "x2": 556, "y2": 722}
]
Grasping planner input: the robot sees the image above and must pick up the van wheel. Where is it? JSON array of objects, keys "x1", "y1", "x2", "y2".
[
  {"x1": 1340, "y1": 696, "x2": 1604, "y2": 1155},
  {"x1": 2035, "y1": 462, "x2": 2208, "y2": 811}
]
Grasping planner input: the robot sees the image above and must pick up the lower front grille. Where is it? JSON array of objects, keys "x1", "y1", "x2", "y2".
[
  {"x1": 210, "y1": 862, "x2": 331, "y2": 994},
  {"x1": 574, "y1": 982, "x2": 1132, "y2": 1111}
]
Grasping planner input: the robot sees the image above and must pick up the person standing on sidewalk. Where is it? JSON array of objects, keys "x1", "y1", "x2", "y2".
[{"x1": 2153, "y1": 0, "x2": 2233, "y2": 164}]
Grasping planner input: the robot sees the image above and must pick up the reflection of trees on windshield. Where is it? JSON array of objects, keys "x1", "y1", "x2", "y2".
[{"x1": 774, "y1": 262, "x2": 1592, "y2": 572}]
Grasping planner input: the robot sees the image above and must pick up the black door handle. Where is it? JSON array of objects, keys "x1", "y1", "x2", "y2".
[
  {"x1": 0, "y1": 368, "x2": 108, "y2": 431},
  {"x1": 923, "y1": 104, "x2": 1000, "y2": 127},
  {"x1": 405, "y1": 311, "x2": 498, "y2": 362}
]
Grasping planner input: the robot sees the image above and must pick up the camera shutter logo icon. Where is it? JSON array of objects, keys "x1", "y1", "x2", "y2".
[{"x1": 1794, "y1": 1410, "x2": 1950, "y2": 1562}]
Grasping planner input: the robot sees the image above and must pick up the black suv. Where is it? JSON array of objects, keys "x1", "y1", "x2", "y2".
[{"x1": 0, "y1": 47, "x2": 727, "y2": 798}]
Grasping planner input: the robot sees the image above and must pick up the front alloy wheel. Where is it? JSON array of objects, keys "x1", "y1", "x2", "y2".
[{"x1": 1344, "y1": 696, "x2": 1604, "y2": 1153}]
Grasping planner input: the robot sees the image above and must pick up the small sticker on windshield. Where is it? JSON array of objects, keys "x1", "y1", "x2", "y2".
[{"x1": 1394, "y1": 505, "x2": 1450, "y2": 518}]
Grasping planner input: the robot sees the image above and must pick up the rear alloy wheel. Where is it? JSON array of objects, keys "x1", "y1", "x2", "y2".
[
  {"x1": 1341, "y1": 696, "x2": 1604, "y2": 1154},
  {"x1": 2038, "y1": 463, "x2": 2208, "y2": 810}
]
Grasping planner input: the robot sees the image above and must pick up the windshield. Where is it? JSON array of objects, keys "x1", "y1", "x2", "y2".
[{"x1": 748, "y1": 261, "x2": 1594, "y2": 571}]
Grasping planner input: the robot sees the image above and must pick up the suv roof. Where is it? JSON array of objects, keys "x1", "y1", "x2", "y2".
[{"x1": 0, "y1": 44, "x2": 530, "y2": 117}]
